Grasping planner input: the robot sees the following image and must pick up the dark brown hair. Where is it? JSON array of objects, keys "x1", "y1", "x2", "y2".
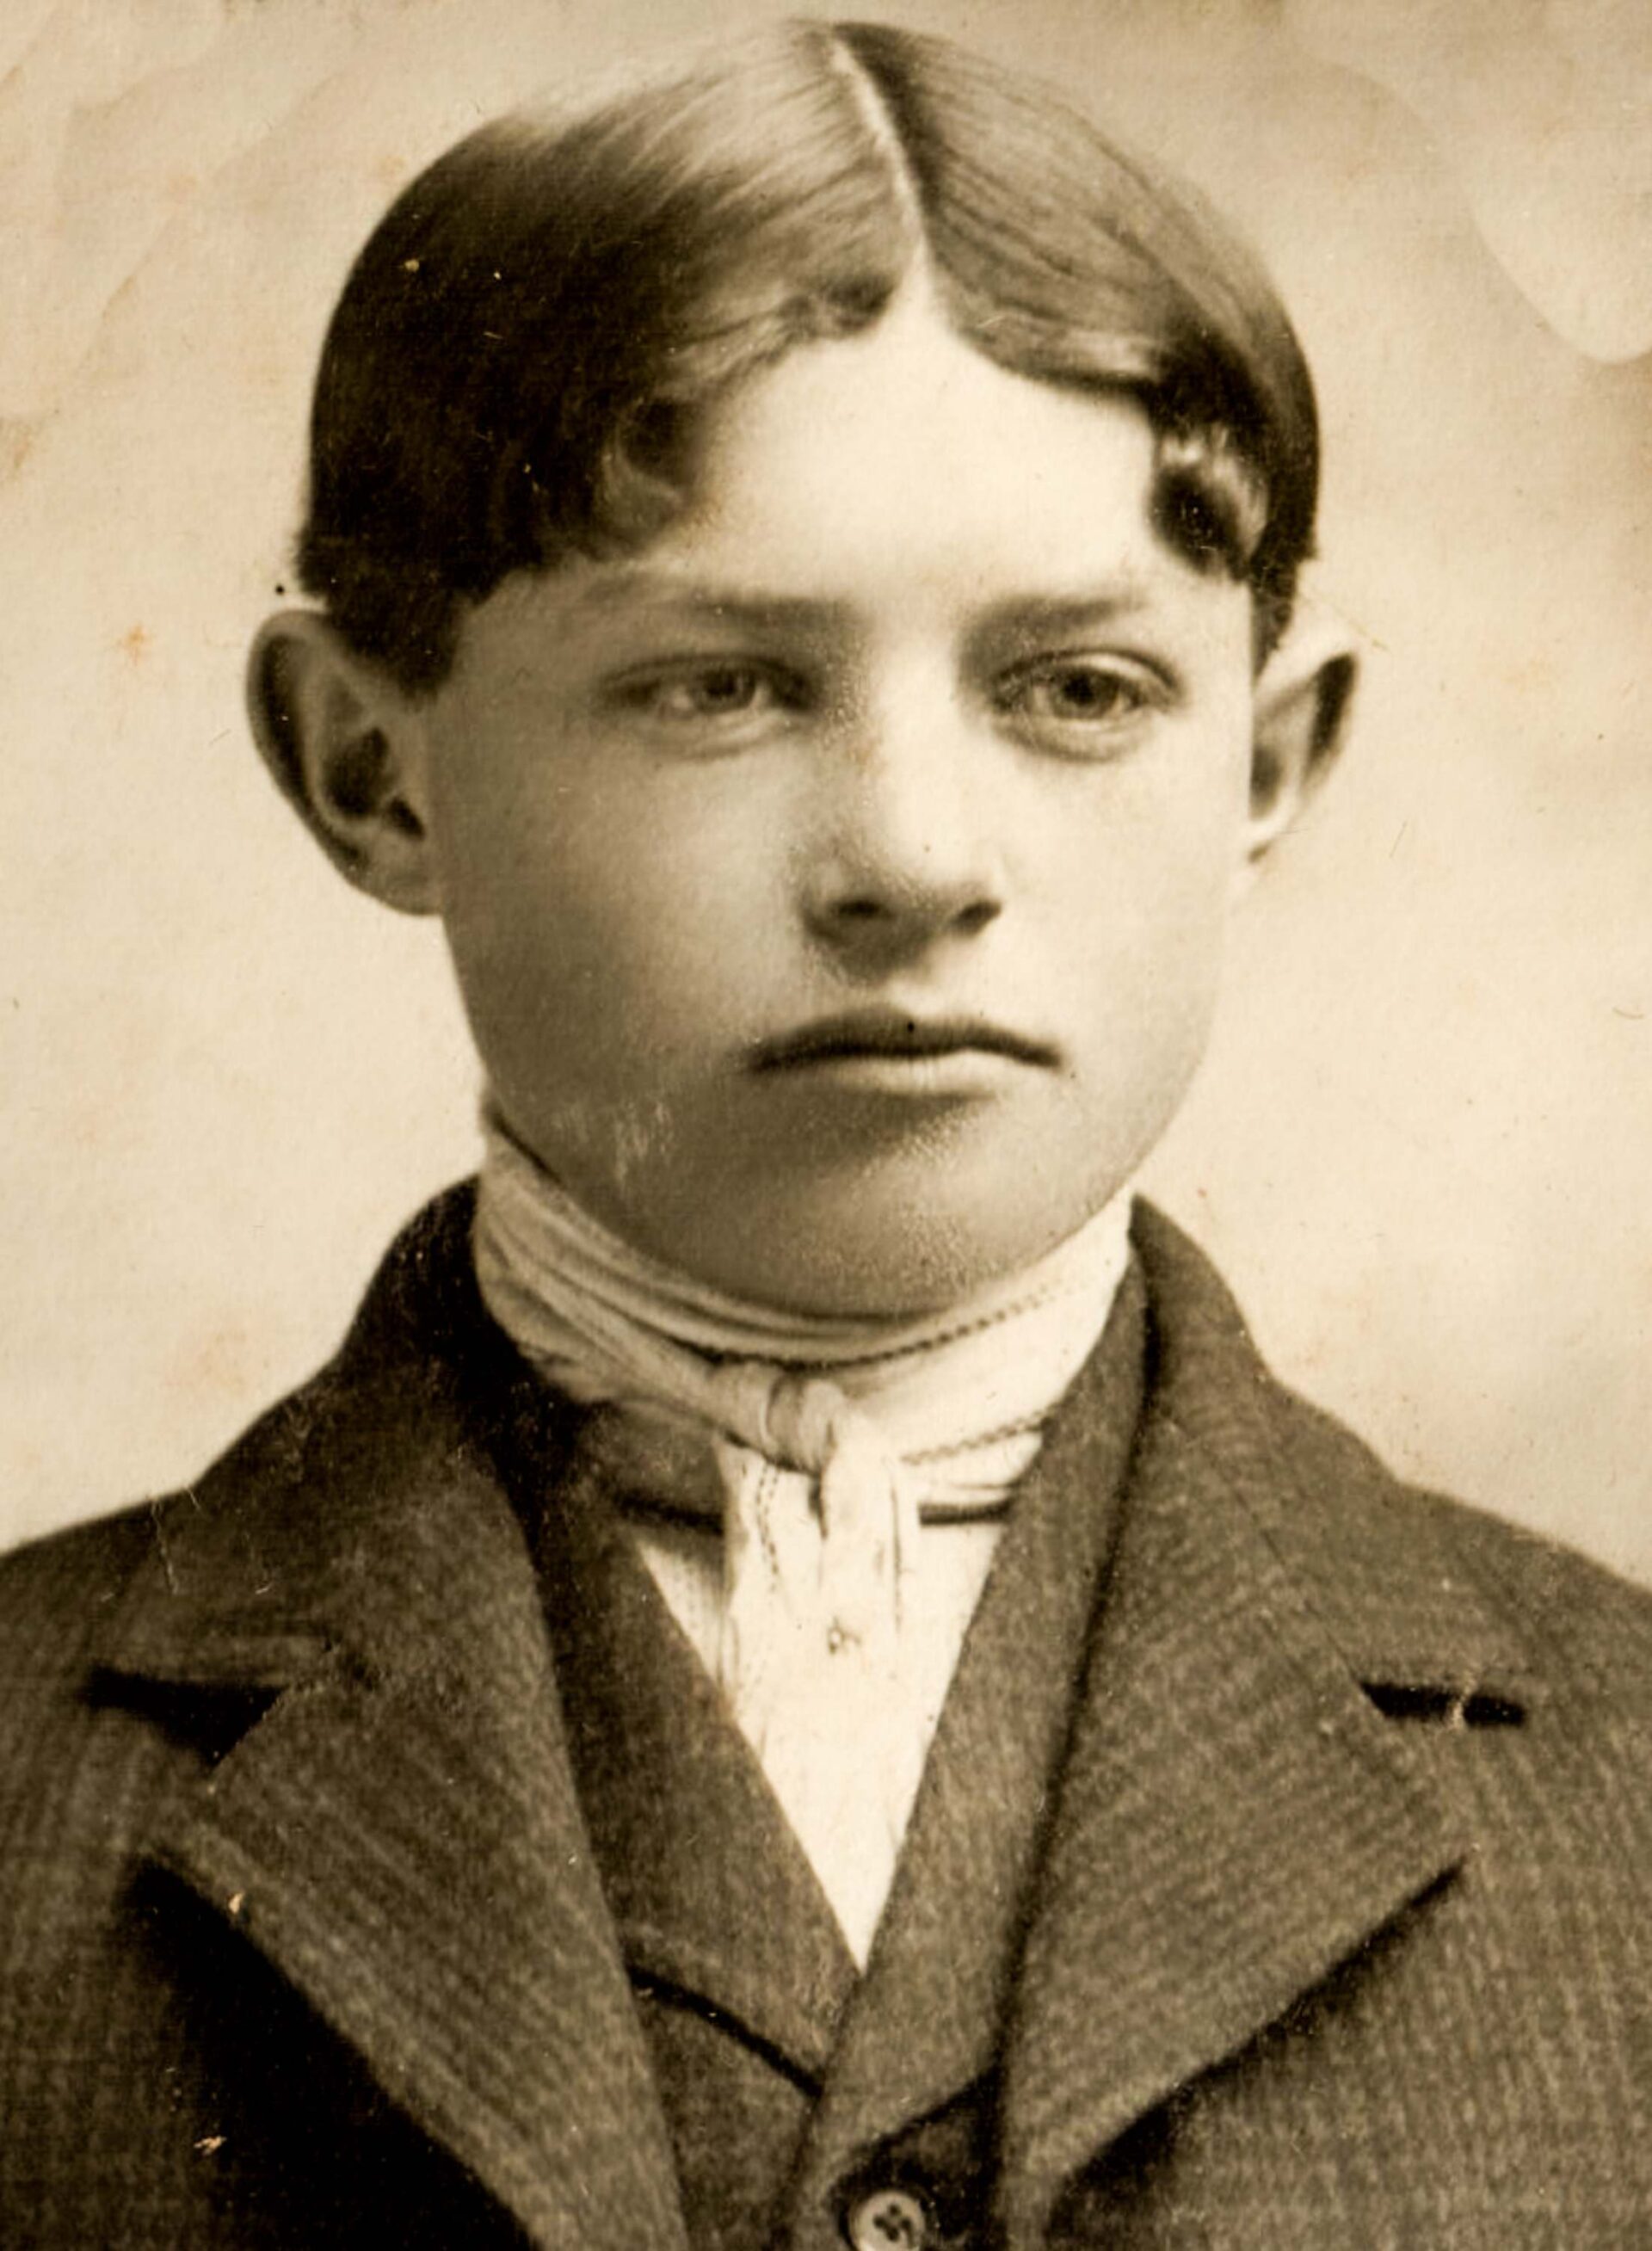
[{"x1": 297, "y1": 19, "x2": 1319, "y2": 693}]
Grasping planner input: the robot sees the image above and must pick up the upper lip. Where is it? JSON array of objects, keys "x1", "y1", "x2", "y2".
[{"x1": 749, "y1": 1009, "x2": 1059, "y2": 1070}]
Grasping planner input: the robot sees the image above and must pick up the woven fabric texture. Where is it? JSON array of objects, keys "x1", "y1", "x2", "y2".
[{"x1": 0, "y1": 1184, "x2": 1649, "y2": 2247}]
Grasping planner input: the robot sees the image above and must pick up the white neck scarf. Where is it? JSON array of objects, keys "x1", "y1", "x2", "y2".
[{"x1": 472, "y1": 1103, "x2": 1133, "y2": 1952}]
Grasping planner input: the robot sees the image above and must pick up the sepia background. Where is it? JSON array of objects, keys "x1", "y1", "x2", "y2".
[{"x1": 2, "y1": 0, "x2": 1649, "y2": 1578}]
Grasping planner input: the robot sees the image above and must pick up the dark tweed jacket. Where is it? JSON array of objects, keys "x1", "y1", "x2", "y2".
[{"x1": 1, "y1": 1187, "x2": 1648, "y2": 2248}]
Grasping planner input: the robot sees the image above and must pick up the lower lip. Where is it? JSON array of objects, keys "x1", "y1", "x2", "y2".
[{"x1": 767, "y1": 1049, "x2": 1028, "y2": 1096}]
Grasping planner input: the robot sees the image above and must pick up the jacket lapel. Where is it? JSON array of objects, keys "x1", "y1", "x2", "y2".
[
  {"x1": 780, "y1": 1267, "x2": 1150, "y2": 2249},
  {"x1": 91, "y1": 1197, "x2": 690, "y2": 2251},
  {"x1": 522, "y1": 1422, "x2": 859, "y2": 2080},
  {"x1": 997, "y1": 1206, "x2": 1487, "y2": 2244}
]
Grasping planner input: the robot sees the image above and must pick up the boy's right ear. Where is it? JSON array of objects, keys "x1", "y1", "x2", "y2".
[{"x1": 245, "y1": 614, "x2": 441, "y2": 915}]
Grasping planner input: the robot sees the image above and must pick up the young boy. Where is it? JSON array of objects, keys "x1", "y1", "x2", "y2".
[{"x1": 1, "y1": 20, "x2": 1647, "y2": 2248}]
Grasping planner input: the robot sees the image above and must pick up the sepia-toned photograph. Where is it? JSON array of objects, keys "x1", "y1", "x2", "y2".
[{"x1": 1, "y1": 2, "x2": 1648, "y2": 2242}]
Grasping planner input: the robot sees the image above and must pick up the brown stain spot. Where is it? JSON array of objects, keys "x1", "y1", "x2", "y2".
[
  {"x1": 119, "y1": 624, "x2": 152, "y2": 666},
  {"x1": 168, "y1": 1322, "x2": 256, "y2": 1410},
  {"x1": 1503, "y1": 653, "x2": 1557, "y2": 697},
  {"x1": 0, "y1": 418, "x2": 42, "y2": 484}
]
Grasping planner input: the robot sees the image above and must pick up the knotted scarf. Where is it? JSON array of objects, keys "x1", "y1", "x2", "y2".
[{"x1": 473, "y1": 1102, "x2": 1132, "y2": 1956}]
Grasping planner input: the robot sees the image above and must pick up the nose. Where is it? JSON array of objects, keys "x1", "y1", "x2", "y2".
[{"x1": 801, "y1": 689, "x2": 1005, "y2": 969}]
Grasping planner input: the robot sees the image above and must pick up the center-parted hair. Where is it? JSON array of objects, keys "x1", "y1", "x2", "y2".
[{"x1": 298, "y1": 19, "x2": 1320, "y2": 694}]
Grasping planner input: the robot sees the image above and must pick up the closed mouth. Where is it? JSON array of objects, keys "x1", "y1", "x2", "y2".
[{"x1": 749, "y1": 1012, "x2": 1059, "y2": 1071}]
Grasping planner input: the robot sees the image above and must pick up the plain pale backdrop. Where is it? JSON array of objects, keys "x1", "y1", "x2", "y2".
[{"x1": 1, "y1": 0, "x2": 1649, "y2": 1579}]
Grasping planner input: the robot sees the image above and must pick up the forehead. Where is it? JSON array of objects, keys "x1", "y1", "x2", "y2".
[{"x1": 657, "y1": 288, "x2": 1176, "y2": 605}]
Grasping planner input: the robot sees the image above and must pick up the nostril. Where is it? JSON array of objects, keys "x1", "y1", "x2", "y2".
[{"x1": 819, "y1": 891, "x2": 1000, "y2": 936}]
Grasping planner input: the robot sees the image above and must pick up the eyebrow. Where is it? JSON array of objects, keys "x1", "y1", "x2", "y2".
[
  {"x1": 562, "y1": 570, "x2": 1165, "y2": 644},
  {"x1": 562, "y1": 570, "x2": 853, "y2": 633},
  {"x1": 967, "y1": 588, "x2": 1158, "y2": 641}
]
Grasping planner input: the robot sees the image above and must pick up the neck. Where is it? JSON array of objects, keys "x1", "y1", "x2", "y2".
[{"x1": 472, "y1": 1100, "x2": 1137, "y2": 1373}]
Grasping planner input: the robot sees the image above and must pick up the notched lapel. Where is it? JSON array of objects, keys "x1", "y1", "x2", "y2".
[
  {"x1": 997, "y1": 1216, "x2": 1472, "y2": 2245},
  {"x1": 96, "y1": 1371, "x2": 690, "y2": 2251}
]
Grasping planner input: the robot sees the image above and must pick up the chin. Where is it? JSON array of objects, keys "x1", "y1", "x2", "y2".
[{"x1": 674, "y1": 1169, "x2": 1117, "y2": 1319}]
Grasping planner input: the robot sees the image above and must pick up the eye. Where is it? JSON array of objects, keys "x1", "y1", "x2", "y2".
[
  {"x1": 613, "y1": 660, "x2": 810, "y2": 730},
  {"x1": 994, "y1": 657, "x2": 1166, "y2": 752},
  {"x1": 651, "y1": 664, "x2": 767, "y2": 718}
]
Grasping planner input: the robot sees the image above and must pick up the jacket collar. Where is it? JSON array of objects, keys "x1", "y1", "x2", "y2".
[
  {"x1": 994, "y1": 1202, "x2": 1520, "y2": 2246},
  {"x1": 93, "y1": 1189, "x2": 692, "y2": 2251},
  {"x1": 91, "y1": 1187, "x2": 1529, "y2": 2247}
]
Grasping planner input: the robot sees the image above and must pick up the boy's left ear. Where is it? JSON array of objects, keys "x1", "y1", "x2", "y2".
[{"x1": 1242, "y1": 614, "x2": 1358, "y2": 865}]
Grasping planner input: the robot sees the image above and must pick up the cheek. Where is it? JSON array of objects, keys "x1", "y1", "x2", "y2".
[
  {"x1": 448, "y1": 824, "x2": 667, "y2": 1066},
  {"x1": 428, "y1": 736, "x2": 774, "y2": 1092},
  {"x1": 1052, "y1": 754, "x2": 1248, "y2": 1104},
  {"x1": 1057, "y1": 734, "x2": 1248, "y2": 962}
]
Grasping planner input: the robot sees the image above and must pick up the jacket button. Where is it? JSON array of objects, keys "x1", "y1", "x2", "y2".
[{"x1": 844, "y1": 2186, "x2": 930, "y2": 2250}]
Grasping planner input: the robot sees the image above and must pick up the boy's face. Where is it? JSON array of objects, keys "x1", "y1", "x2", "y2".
[{"x1": 393, "y1": 293, "x2": 1292, "y2": 1313}]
